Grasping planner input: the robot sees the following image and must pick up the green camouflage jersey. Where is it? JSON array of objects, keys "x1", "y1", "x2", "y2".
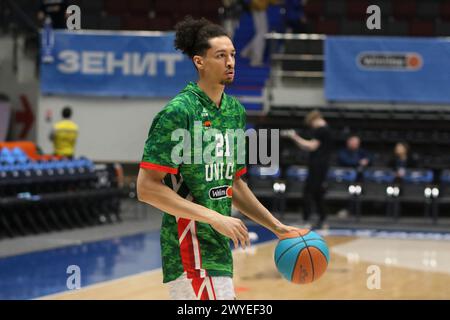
[{"x1": 140, "y1": 82, "x2": 247, "y2": 283}]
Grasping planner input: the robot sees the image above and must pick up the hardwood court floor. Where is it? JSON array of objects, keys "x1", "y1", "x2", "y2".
[{"x1": 44, "y1": 236, "x2": 450, "y2": 300}]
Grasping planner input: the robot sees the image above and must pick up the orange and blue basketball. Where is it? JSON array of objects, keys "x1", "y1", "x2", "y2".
[{"x1": 274, "y1": 229, "x2": 329, "y2": 284}]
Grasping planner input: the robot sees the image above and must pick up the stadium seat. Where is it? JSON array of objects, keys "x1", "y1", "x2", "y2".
[
  {"x1": 362, "y1": 167, "x2": 397, "y2": 217},
  {"x1": 175, "y1": 0, "x2": 202, "y2": 19},
  {"x1": 324, "y1": 0, "x2": 346, "y2": 17},
  {"x1": 201, "y1": 0, "x2": 222, "y2": 23},
  {"x1": 346, "y1": 0, "x2": 369, "y2": 21},
  {"x1": 392, "y1": 0, "x2": 417, "y2": 20},
  {"x1": 123, "y1": 14, "x2": 150, "y2": 31},
  {"x1": 247, "y1": 165, "x2": 284, "y2": 214},
  {"x1": 399, "y1": 169, "x2": 435, "y2": 220},
  {"x1": 416, "y1": 0, "x2": 440, "y2": 20},
  {"x1": 148, "y1": 16, "x2": 173, "y2": 31},
  {"x1": 304, "y1": 0, "x2": 325, "y2": 20},
  {"x1": 104, "y1": 0, "x2": 127, "y2": 15},
  {"x1": 409, "y1": 20, "x2": 435, "y2": 37},
  {"x1": 441, "y1": 1, "x2": 450, "y2": 21},
  {"x1": 326, "y1": 167, "x2": 357, "y2": 201},
  {"x1": 435, "y1": 20, "x2": 450, "y2": 36},
  {"x1": 366, "y1": 0, "x2": 391, "y2": 18},
  {"x1": 341, "y1": 20, "x2": 365, "y2": 35},
  {"x1": 247, "y1": 165, "x2": 281, "y2": 197},
  {"x1": 385, "y1": 19, "x2": 409, "y2": 36},
  {"x1": 100, "y1": 15, "x2": 122, "y2": 30},
  {"x1": 438, "y1": 169, "x2": 450, "y2": 208},
  {"x1": 154, "y1": 0, "x2": 177, "y2": 15},
  {"x1": 315, "y1": 18, "x2": 340, "y2": 35},
  {"x1": 285, "y1": 165, "x2": 308, "y2": 199},
  {"x1": 80, "y1": 0, "x2": 104, "y2": 14},
  {"x1": 128, "y1": 0, "x2": 152, "y2": 15}
]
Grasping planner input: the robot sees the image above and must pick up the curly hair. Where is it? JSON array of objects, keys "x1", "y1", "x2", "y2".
[{"x1": 174, "y1": 16, "x2": 229, "y2": 58}]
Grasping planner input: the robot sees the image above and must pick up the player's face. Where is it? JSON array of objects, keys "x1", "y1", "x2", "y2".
[{"x1": 201, "y1": 36, "x2": 236, "y2": 85}]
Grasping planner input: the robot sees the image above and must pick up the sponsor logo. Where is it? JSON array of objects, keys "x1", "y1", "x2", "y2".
[
  {"x1": 209, "y1": 185, "x2": 232, "y2": 200},
  {"x1": 357, "y1": 52, "x2": 423, "y2": 71}
]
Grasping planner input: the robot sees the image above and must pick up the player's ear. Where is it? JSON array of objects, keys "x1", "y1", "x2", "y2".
[{"x1": 193, "y1": 55, "x2": 204, "y2": 70}]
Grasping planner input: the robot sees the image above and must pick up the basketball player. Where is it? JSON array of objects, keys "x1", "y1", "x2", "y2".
[
  {"x1": 136, "y1": 16, "x2": 302, "y2": 300},
  {"x1": 281, "y1": 111, "x2": 332, "y2": 229}
]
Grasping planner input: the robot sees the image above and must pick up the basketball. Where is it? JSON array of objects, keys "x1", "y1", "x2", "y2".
[{"x1": 274, "y1": 229, "x2": 330, "y2": 284}]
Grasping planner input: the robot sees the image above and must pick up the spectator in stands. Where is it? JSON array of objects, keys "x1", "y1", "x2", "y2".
[
  {"x1": 222, "y1": 0, "x2": 246, "y2": 39},
  {"x1": 284, "y1": 0, "x2": 308, "y2": 33},
  {"x1": 388, "y1": 142, "x2": 418, "y2": 179},
  {"x1": 281, "y1": 110, "x2": 332, "y2": 229},
  {"x1": 38, "y1": 0, "x2": 68, "y2": 29},
  {"x1": 241, "y1": 0, "x2": 278, "y2": 66},
  {"x1": 49, "y1": 106, "x2": 78, "y2": 158},
  {"x1": 338, "y1": 135, "x2": 372, "y2": 173}
]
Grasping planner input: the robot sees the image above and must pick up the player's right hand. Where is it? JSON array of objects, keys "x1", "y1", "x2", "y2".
[{"x1": 211, "y1": 215, "x2": 250, "y2": 249}]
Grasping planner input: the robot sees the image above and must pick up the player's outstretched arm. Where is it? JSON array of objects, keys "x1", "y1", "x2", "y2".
[
  {"x1": 137, "y1": 168, "x2": 249, "y2": 249},
  {"x1": 232, "y1": 177, "x2": 305, "y2": 238}
]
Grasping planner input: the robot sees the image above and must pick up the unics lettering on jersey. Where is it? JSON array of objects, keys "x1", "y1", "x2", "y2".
[{"x1": 205, "y1": 162, "x2": 234, "y2": 182}]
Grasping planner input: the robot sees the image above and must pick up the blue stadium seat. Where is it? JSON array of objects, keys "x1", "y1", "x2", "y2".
[
  {"x1": 399, "y1": 169, "x2": 435, "y2": 220},
  {"x1": 361, "y1": 168, "x2": 397, "y2": 218},
  {"x1": 285, "y1": 165, "x2": 308, "y2": 199},
  {"x1": 326, "y1": 167, "x2": 357, "y2": 202},
  {"x1": 248, "y1": 166, "x2": 281, "y2": 197}
]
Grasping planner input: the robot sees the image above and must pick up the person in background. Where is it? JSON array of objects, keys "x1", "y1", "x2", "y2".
[
  {"x1": 49, "y1": 106, "x2": 78, "y2": 158},
  {"x1": 284, "y1": 0, "x2": 308, "y2": 33},
  {"x1": 222, "y1": 0, "x2": 245, "y2": 40},
  {"x1": 37, "y1": 0, "x2": 68, "y2": 29},
  {"x1": 338, "y1": 135, "x2": 372, "y2": 175},
  {"x1": 388, "y1": 142, "x2": 418, "y2": 179},
  {"x1": 281, "y1": 110, "x2": 332, "y2": 229},
  {"x1": 241, "y1": 0, "x2": 278, "y2": 67}
]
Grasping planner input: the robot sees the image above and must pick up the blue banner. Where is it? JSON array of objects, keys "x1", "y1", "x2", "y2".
[
  {"x1": 325, "y1": 36, "x2": 450, "y2": 104},
  {"x1": 40, "y1": 31, "x2": 196, "y2": 97}
]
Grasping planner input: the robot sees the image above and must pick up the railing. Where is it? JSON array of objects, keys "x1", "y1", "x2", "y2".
[
  {"x1": 1, "y1": 0, "x2": 40, "y2": 78},
  {"x1": 266, "y1": 32, "x2": 326, "y2": 84}
]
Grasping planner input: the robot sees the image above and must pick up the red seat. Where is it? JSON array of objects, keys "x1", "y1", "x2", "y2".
[
  {"x1": 104, "y1": 0, "x2": 127, "y2": 15},
  {"x1": 174, "y1": 0, "x2": 202, "y2": 20},
  {"x1": 315, "y1": 18, "x2": 339, "y2": 35},
  {"x1": 201, "y1": 0, "x2": 222, "y2": 17},
  {"x1": 392, "y1": 0, "x2": 416, "y2": 20},
  {"x1": 304, "y1": 0, "x2": 325, "y2": 19},
  {"x1": 154, "y1": 0, "x2": 177, "y2": 14},
  {"x1": 409, "y1": 20, "x2": 434, "y2": 37},
  {"x1": 128, "y1": 0, "x2": 152, "y2": 15},
  {"x1": 123, "y1": 14, "x2": 150, "y2": 31},
  {"x1": 148, "y1": 16, "x2": 174, "y2": 31},
  {"x1": 347, "y1": 0, "x2": 369, "y2": 21},
  {"x1": 441, "y1": 2, "x2": 450, "y2": 21}
]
